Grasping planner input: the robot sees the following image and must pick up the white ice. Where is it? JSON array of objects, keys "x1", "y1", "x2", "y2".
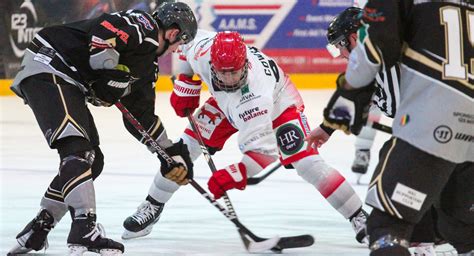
[{"x1": 0, "y1": 90, "x2": 454, "y2": 255}]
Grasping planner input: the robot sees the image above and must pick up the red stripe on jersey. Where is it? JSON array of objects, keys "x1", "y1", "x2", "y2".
[
  {"x1": 319, "y1": 171, "x2": 346, "y2": 198},
  {"x1": 245, "y1": 151, "x2": 274, "y2": 169}
]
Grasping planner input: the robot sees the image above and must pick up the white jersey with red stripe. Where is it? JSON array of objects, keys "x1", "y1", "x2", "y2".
[{"x1": 176, "y1": 29, "x2": 304, "y2": 156}]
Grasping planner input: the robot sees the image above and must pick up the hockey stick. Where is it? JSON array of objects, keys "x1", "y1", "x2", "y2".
[
  {"x1": 369, "y1": 122, "x2": 392, "y2": 134},
  {"x1": 186, "y1": 113, "x2": 314, "y2": 252},
  {"x1": 116, "y1": 102, "x2": 313, "y2": 252},
  {"x1": 247, "y1": 162, "x2": 282, "y2": 185}
]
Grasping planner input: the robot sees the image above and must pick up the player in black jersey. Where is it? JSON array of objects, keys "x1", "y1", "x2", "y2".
[
  {"x1": 8, "y1": 2, "x2": 197, "y2": 255},
  {"x1": 316, "y1": 1, "x2": 474, "y2": 256},
  {"x1": 308, "y1": 7, "x2": 445, "y2": 255}
]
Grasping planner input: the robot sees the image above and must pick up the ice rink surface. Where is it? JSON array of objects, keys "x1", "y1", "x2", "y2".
[{"x1": 0, "y1": 90, "x2": 455, "y2": 255}]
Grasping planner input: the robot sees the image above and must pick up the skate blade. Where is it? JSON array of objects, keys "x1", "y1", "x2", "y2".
[
  {"x1": 247, "y1": 236, "x2": 280, "y2": 253},
  {"x1": 8, "y1": 243, "x2": 32, "y2": 255},
  {"x1": 121, "y1": 226, "x2": 153, "y2": 240},
  {"x1": 68, "y1": 245, "x2": 123, "y2": 256}
]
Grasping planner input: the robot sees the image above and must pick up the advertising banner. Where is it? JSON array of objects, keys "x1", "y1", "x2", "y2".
[
  {"x1": 2, "y1": 0, "x2": 354, "y2": 79},
  {"x1": 185, "y1": 0, "x2": 353, "y2": 73},
  {"x1": 2, "y1": 0, "x2": 172, "y2": 79}
]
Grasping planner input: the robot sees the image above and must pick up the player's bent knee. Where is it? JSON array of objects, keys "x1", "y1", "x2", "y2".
[
  {"x1": 294, "y1": 155, "x2": 333, "y2": 185},
  {"x1": 91, "y1": 146, "x2": 104, "y2": 180},
  {"x1": 58, "y1": 150, "x2": 94, "y2": 198}
]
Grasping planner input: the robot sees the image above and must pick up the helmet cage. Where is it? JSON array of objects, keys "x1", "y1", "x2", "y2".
[
  {"x1": 326, "y1": 7, "x2": 363, "y2": 58},
  {"x1": 211, "y1": 60, "x2": 249, "y2": 92}
]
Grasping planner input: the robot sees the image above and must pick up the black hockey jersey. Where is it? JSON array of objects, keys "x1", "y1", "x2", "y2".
[
  {"x1": 346, "y1": 0, "x2": 473, "y2": 163},
  {"x1": 11, "y1": 9, "x2": 166, "y2": 144}
]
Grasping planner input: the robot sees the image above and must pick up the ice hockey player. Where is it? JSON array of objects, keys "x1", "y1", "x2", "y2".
[
  {"x1": 316, "y1": 1, "x2": 474, "y2": 255},
  {"x1": 8, "y1": 2, "x2": 197, "y2": 255},
  {"x1": 308, "y1": 7, "x2": 395, "y2": 184},
  {"x1": 122, "y1": 29, "x2": 369, "y2": 245},
  {"x1": 306, "y1": 6, "x2": 448, "y2": 255}
]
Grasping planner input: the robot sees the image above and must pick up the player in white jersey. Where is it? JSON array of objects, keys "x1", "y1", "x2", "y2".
[{"x1": 121, "y1": 30, "x2": 369, "y2": 244}]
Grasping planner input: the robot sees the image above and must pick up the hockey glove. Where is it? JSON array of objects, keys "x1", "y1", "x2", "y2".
[
  {"x1": 323, "y1": 73, "x2": 374, "y2": 135},
  {"x1": 88, "y1": 68, "x2": 131, "y2": 107},
  {"x1": 208, "y1": 163, "x2": 247, "y2": 199},
  {"x1": 157, "y1": 139, "x2": 194, "y2": 185},
  {"x1": 170, "y1": 74, "x2": 202, "y2": 117}
]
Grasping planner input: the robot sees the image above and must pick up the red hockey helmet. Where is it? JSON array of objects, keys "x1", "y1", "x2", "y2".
[{"x1": 210, "y1": 31, "x2": 248, "y2": 92}]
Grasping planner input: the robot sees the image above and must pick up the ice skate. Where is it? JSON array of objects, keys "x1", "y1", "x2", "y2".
[
  {"x1": 67, "y1": 213, "x2": 124, "y2": 256},
  {"x1": 350, "y1": 208, "x2": 369, "y2": 244},
  {"x1": 413, "y1": 243, "x2": 436, "y2": 256},
  {"x1": 8, "y1": 209, "x2": 54, "y2": 255},
  {"x1": 352, "y1": 149, "x2": 370, "y2": 184},
  {"x1": 122, "y1": 197, "x2": 165, "y2": 239}
]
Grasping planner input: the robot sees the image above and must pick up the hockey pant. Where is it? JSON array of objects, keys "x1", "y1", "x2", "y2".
[
  {"x1": 365, "y1": 138, "x2": 474, "y2": 253},
  {"x1": 20, "y1": 73, "x2": 104, "y2": 222}
]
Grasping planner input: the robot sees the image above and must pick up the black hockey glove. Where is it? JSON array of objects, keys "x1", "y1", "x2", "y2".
[
  {"x1": 157, "y1": 139, "x2": 194, "y2": 186},
  {"x1": 88, "y1": 69, "x2": 131, "y2": 107},
  {"x1": 323, "y1": 73, "x2": 374, "y2": 135}
]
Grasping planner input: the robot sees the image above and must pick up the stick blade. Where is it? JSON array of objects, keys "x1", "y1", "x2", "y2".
[
  {"x1": 247, "y1": 236, "x2": 281, "y2": 253},
  {"x1": 274, "y1": 234, "x2": 315, "y2": 251},
  {"x1": 246, "y1": 177, "x2": 261, "y2": 185}
]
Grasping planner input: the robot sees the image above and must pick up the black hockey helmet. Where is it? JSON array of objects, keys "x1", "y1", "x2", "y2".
[
  {"x1": 326, "y1": 7, "x2": 363, "y2": 57},
  {"x1": 152, "y1": 2, "x2": 198, "y2": 44}
]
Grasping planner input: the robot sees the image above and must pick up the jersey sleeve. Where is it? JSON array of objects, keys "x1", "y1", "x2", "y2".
[
  {"x1": 119, "y1": 76, "x2": 172, "y2": 148},
  {"x1": 175, "y1": 48, "x2": 195, "y2": 76},
  {"x1": 346, "y1": 0, "x2": 409, "y2": 88}
]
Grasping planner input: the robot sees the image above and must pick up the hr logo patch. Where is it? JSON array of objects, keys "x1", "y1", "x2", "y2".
[{"x1": 276, "y1": 123, "x2": 304, "y2": 155}]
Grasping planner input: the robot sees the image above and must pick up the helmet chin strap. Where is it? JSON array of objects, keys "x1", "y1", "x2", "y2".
[
  {"x1": 157, "y1": 31, "x2": 182, "y2": 57},
  {"x1": 157, "y1": 32, "x2": 170, "y2": 57}
]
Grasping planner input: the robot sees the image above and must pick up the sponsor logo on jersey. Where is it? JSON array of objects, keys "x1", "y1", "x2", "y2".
[
  {"x1": 454, "y1": 132, "x2": 474, "y2": 143},
  {"x1": 107, "y1": 80, "x2": 129, "y2": 88},
  {"x1": 9, "y1": 0, "x2": 43, "y2": 58},
  {"x1": 193, "y1": 37, "x2": 214, "y2": 60},
  {"x1": 198, "y1": 106, "x2": 223, "y2": 125},
  {"x1": 276, "y1": 123, "x2": 304, "y2": 155},
  {"x1": 454, "y1": 111, "x2": 474, "y2": 124},
  {"x1": 391, "y1": 183, "x2": 426, "y2": 211},
  {"x1": 363, "y1": 7, "x2": 386, "y2": 22},
  {"x1": 201, "y1": 2, "x2": 296, "y2": 49},
  {"x1": 238, "y1": 107, "x2": 268, "y2": 122},
  {"x1": 239, "y1": 130, "x2": 274, "y2": 150},
  {"x1": 237, "y1": 92, "x2": 261, "y2": 108},
  {"x1": 134, "y1": 13, "x2": 153, "y2": 31},
  {"x1": 100, "y1": 20, "x2": 129, "y2": 43},
  {"x1": 241, "y1": 84, "x2": 250, "y2": 94},
  {"x1": 90, "y1": 36, "x2": 116, "y2": 50},
  {"x1": 433, "y1": 125, "x2": 453, "y2": 144}
]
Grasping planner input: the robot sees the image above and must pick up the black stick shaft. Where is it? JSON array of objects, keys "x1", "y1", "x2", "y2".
[
  {"x1": 116, "y1": 102, "x2": 263, "y2": 242},
  {"x1": 247, "y1": 163, "x2": 282, "y2": 185},
  {"x1": 370, "y1": 122, "x2": 392, "y2": 134},
  {"x1": 186, "y1": 113, "x2": 238, "y2": 216}
]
